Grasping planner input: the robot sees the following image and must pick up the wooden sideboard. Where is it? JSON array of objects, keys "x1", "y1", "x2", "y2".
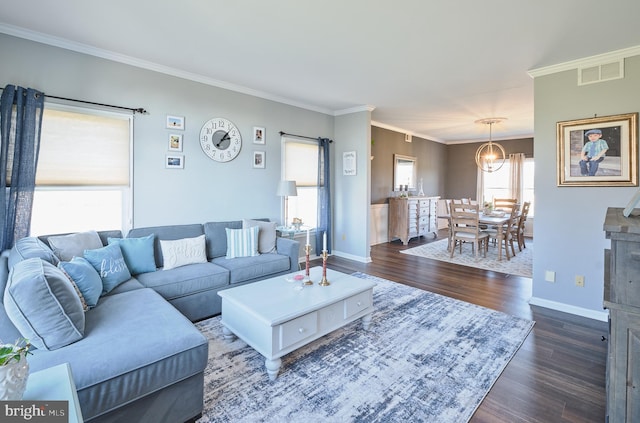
[
  {"x1": 388, "y1": 196, "x2": 439, "y2": 245},
  {"x1": 603, "y1": 207, "x2": 640, "y2": 422}
]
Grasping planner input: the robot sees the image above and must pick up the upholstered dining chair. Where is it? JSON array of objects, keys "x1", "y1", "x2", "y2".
[{"x1": 450, "y1": 203, "x2": 489, "y2": 258}]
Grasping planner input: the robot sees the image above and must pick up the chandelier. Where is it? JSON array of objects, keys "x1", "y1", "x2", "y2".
[{"x1": 475, "y1": 117, "x2": 507, "y2": 173}]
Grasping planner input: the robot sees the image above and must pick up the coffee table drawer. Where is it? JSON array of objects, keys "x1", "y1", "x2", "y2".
[
  {"x1": 279, "y1": 311, "x2": 318, "y2": 350},
  {"x1": 345, "y1": 291, "x2": 372, "y2": 319}
]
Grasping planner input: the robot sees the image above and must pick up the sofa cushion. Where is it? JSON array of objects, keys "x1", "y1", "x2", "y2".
[
  {"x1": 108, "y1": 234, "x2": 156, "y2": 275},
  {"x1": 48, "y1": 230, "x2": 103, "y2": 262},
  {"x1": 135, "y1": 262, "x2": 228, "y2": 300},
  {"x1": 225, "y1": 227, "x2": 259, "y2": 259},
  {"x1": 212, "y1": 253, "x2": 290, "y2": 284},
  {"x1": 4, "y1": 258, "x2": 85, "y2": 350},
  {"x1": 26, "y1": 288, "x2": 208, "y2": 422},
  {"x1": 127, "y1": 224, "x2": 204, "y2": 268},
  {"x1": 8, "y1": 237, "x2": 60, "y2": 269},
  {"x1": 160, "y1": 235, "x2": 207, "y2": 270},
  {"x1": 203, "y1": 221, "x2": 242, "y2": 259},
  {"x1": 58, "y1": 257, "x2": 103, "y2": 308},
  {"x1": 242, "y1": 219, "x2": 277, "y2": 254},
  {"x1": 83, "y1": 243, "x2": 132, "y2": 294}
]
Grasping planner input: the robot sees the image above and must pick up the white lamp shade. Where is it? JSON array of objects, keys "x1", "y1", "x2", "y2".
[{"x1": 276, "y1": 180, "x2": 298, "y2": 197}]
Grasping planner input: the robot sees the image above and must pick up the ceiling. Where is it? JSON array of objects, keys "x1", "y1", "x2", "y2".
[{"x1": 1, "y1": 0, "x2": 640, "y2": 143}]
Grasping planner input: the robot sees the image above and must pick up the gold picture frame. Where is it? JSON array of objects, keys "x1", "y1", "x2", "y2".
[{"x1": 557, "y1": 112, "x2": 638, "y2": 186}]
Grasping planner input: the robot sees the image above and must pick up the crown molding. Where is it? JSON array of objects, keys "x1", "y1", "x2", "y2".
[
  {"x1": 0, "y1": 23, "x2": 336, "y2": 116},
  {"x1": 528, "y1": 44, "x2": 640, "y2": 78},
  {"x1": 371, "y1": 120, "x2": 445, "y2": 144},
  {"x1": 334, "y1": 105, "x2": 376, "y2": 116}
]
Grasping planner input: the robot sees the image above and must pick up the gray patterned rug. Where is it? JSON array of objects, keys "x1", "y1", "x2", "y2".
[
  {"x1": 195, "y1": 273, "x2": 534, "y2": 423},
  {"x1": 400, "y1": 239, "x2": 533, "y2": 278}
]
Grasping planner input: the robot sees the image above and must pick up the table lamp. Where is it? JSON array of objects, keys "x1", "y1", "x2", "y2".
[{"x1": 276, "y1": 180, "x2": 297, "y2": 227}]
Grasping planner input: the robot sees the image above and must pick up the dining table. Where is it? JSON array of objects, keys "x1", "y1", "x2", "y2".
[{"x1": 440, "y1": 211, "x2": 513, "y2": 261}]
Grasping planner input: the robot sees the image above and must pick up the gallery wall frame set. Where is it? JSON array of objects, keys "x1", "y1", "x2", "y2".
[{"x1": 557, "y1": 112, "x2": 638, "y2": 187}]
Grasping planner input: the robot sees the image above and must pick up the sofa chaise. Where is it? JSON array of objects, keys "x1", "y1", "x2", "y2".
[{"x1": 0, "y1": 219, "x2": 300, "y2": 423}]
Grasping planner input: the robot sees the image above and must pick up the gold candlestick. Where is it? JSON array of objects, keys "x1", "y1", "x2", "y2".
[
  {"x1": 303, "y1": 244, "x2": 313, "y2": 285},
  {"x1": 319, "y1": 250, "x2": 330, "y2": 286}
]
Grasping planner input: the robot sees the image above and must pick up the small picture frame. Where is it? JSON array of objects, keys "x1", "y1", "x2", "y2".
[
  {"x1": 253, "y1": 127, "x2": 265, "y2": 144},
  {"x1": 166, "y1": 115, "x2": 185, "y2": 130},
  {"x1": 168, "y1": 134, "x2": 183, "y2": 152},
  {"x1": 253, "y1": 151, "x2": 265, "y2": 169},
  {"x1": 165, "y1": 155, "x2": 184, "y2": 169}
]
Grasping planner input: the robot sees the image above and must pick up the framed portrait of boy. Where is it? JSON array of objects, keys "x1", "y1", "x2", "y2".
[{"x1": 557, "y1": 112, "x2": 638, "y2": 187}]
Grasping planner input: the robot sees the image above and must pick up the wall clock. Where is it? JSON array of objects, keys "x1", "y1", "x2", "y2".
[{"x1": 199, "y1": 117, "x2": 242, "y2": 162}]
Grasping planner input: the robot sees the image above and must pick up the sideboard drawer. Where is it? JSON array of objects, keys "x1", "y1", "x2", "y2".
[
  {"x1": 345, "y1": 291, "x2": 372, "y2": 319},
  {"x1": 279, "y1": 311, "x2": 318, "y2": 350}
]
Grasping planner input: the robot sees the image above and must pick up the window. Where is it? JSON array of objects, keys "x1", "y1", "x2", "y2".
[
  {"x1": 282, "y1": 138, "x2": 317, "y2": 228},
  {"x1": 29, "y1": 105, "x2": 132, "y2": 236},
  {"x1": 482, "y1": 158, "x2": 535, "y2": 216}
]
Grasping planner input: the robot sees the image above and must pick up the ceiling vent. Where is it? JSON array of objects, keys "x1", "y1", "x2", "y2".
[{"x1": 578, "y1": 59, "x2": 624, "y2": 85}]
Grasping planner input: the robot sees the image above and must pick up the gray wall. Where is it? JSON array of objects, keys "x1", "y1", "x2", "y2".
[
  {"x1": 532, "y1": 54, "x2": 640, "y2": 319},
  {"x1": 370, "y1": 126, "x2": 447, "y2": 204},
  {"x1": 0, "y1": 34, "x2": 334, "y2": 228},
  {"x1": 446, "y1": 138, "x2": 534, "y2": 200}
]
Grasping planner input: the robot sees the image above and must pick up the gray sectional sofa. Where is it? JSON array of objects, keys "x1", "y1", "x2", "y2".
[{"x1": 0, "y1": 219, "x2": 300, "y2": 423}]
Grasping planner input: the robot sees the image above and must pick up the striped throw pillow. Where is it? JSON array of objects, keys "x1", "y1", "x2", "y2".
[{"x1": 225, "y1": 226, "x2": 260, "y2": 259}]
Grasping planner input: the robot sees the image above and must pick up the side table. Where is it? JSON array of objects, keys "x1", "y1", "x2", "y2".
[{"x1": 22, "y1": 363, "x2": 83, "y2": 423}]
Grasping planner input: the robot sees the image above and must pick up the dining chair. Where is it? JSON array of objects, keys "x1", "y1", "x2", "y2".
[
  {"x1": 493, "y1": 198, "x2": 517, "y2": 212},
  {"x1": 450, "y1": 203, "x2": 489, "y2": 258},
  {"x1": 516, "y1": 201, "x2": 531, "y2": 251},
  {"x1": 485, "y1": 202, "x2": 520, "y2": 259}
]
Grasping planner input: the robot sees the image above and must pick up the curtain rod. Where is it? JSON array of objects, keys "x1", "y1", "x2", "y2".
[
  {"x1": 279, "y1": 131, "x2": 333, "y2": 143},
  {"x1": 0, "y1": 87, "x2": 147, "y2": 114}
]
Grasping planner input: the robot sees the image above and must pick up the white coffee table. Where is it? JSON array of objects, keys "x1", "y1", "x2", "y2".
[{"x1": 218, "y1": 266, "x2": 375, "y2": 380}]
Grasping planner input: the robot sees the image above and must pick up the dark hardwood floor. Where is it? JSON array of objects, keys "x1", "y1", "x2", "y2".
[{"x1": 312, "y1": 230, "x2": 608, "y2": 423}]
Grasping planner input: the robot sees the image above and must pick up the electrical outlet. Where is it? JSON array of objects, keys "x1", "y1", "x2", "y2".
[
  {"x1": 575, "y1": 275, "x2": 585, "y2": 287},
  {"x1": 545, "y1": 271, "x2": 555, "y2": 283}
]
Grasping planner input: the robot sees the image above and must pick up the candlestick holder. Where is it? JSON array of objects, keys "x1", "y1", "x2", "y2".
[
  {"x1": 303, "y1": 244, "x2": 313, "y2": 285},
  {"x1": 319, "y1": 250, "x2": 330, "y2": 286}
]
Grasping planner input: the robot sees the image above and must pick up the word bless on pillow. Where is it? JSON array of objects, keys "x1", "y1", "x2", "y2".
[
  {"x1": 225, "y1": 226, "x2": 259, "y2": 259},
  {"x1": 84, "y1": 243, "x2": 132, "y2": 294},
  {"x1": 160, "y1": 234, "x2": 207, "y2": 270}
]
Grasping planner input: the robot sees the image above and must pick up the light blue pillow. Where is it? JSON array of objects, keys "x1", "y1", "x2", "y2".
[
  {"x1": 9, "y1": 236, "x2": 60, "y2": 269},
  {"x1": 58, "y1": 257, "x2": 103, "y2": 308},
  {"x1": 225, "y1": 226, "x2": 259, "y2": 259},
  {"x1": 108, "y1": 234, "x2": 156, "y2": 275},
  {"x1": 4, "y1": 258, "x2": 85, "y2": 351},
  {"x1": 84, "y1": 243, "x2": 132, "y2": 295}
]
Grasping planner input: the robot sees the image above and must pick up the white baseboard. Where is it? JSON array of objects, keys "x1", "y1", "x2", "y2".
[
  {"x1": 332, "y1": 250, "x2": 372, "y2": 263},
  {"x1": 529, "y1": 296, "x2": 608, "y2": 322}
]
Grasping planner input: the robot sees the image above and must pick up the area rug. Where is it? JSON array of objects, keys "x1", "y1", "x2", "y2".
[
  {"x1": 400, "y1": 238, "x2": 533, "y2": 278},
  {"x1": 195, "y1": 273, "x2": 534, "y2": 423}
]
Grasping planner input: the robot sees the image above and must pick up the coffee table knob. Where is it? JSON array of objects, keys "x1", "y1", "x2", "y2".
[{"x1": 298, "y1": 328, "x2": 305, "y2": 333}]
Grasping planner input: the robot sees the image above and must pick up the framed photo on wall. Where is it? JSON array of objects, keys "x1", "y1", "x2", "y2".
[
  {"x1": 343, "y1": 151, "x2": 356, "y2": 175},
  {"x1": 557, "y1": 112, "x2": 638, "y2": 186},
  {"x1": 253, "y1": 151, "x2": 265, "y2": 169},
  {"x1": 165, "y1": 155, "x2": 184, "y2": 169},
  {"x1": 166, "y1": 115, "x2": 185, "y2": 130},
  {"x1": 168, "y1": 134, "x2": 183, "y2": 152},
  {"x1": 253, "y1": 127, "x2": 265, "y2": 144}
]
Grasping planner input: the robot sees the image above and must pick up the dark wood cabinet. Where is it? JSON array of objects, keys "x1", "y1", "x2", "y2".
[{"x1": 603, "y1": 207, "x2": 640, "y2": 422}]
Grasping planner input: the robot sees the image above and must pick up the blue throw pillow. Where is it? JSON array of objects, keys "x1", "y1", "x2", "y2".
[
  {"x1": 108, "y1": 234, "x2": 156, "y2": 275},
  {"x1": 4, "y1": 258, "x2": 85, "y2": 350},
  {"x1": 58, "y1": 257, "x2": 103, "y2": 308},
  {"x1": 84, "y1": 243, "x2": 132, "y2": 295}
]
